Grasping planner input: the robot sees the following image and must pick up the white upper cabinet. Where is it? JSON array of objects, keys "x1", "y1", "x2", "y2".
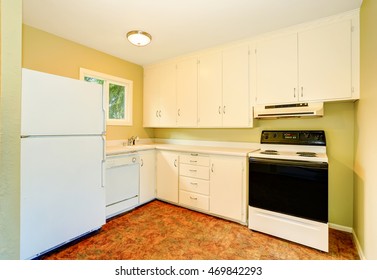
[
  {"x1": 143, "y1": 65, "x2": 160, "y2": 127},
  {"x1": 176, "y1": 57, "x2": 198, "y2": 127},
  {"x1": 255, "y1": 33, "x2": 298, "y2": 105},
  {"x1": 143, "y1": 62, "x2": 176, "y2": 127},
  {"x1": 198, "y1": 45, "x2": 252, "y2": 128},
  {"x1": 222, "y1": 44, "x2": 252, "y2": 127},
  {"x1": 198, "y1": 50, "x2": 223, "y2": 127},
  {"x1": 144, "y1": 11, "x2": 360, "y2": 124},
  {"x1": 298, "y1": 20, "x2": 353, "y2": 102},
  {"x1": 255, "y1": 14, "x2": 359, "y2": 105}
]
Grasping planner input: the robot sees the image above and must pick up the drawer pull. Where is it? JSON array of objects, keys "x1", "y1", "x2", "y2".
[
  {"x1": 191, "y1": 153, "x2": 198, "y2": 156},
  {"x1": 190, "y1": 182, "x2": 198, "y2": 186},
  {"x1": 190, "y1": 196, "x2": 198, "y2": 200},
  {"x1": 189, "y1": 169, "x2": 197, "y2": 172},
  {"x1": 190, "y1": 160, "x2": 198, "y2": 163}
]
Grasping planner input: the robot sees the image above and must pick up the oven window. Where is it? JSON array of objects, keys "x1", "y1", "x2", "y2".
[{"x1": 249, "y1": 158, "x2": 328, "y2": 223}]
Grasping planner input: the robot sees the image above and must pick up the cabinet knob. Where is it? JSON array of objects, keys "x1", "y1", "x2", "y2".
[
  {"x1": 294, "y1": 88, "x2": 296, "y2": 98},
  {"x1": 140, "y1": 158, "x2": 144, "y2": 167},
  {"x1": 301, "y1": 86, "x2": 304, "y2": 97},
  {"x1": 218, "y1": 106, "x2": 221, "y2": 114}
]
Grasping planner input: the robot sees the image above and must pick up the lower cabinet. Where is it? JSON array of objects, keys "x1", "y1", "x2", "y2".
[
  {"x1": 179, "y1": 154, "x2": 210, "y2": 211},
  {"x1": 139, "y1": 150, "x2": 156, "y2": 205},
  {"x1": 156, "y1": 150, "x2": 179, "y2": 203},
  {"x1": 209, "y1": 155, "x2": 246, "y2": 223},
  {"x1": 154, "y1": 149, "x2": 247, "y2": 224}
]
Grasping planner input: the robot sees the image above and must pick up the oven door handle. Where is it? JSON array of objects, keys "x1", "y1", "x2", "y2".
[{"x1": 249, "y1": 157, "x2": 328, "y2": 169}]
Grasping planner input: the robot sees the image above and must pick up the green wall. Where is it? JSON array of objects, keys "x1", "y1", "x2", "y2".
[
  {"x1": 0, "y1": 0, "x2": 22, "y2": 259},
  {"x1": 354, "y1": 0, "x2": 377, "y2": 260}
]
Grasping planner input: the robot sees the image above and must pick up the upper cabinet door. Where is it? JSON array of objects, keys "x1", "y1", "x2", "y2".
[
  {"x1": 298, "y1": 20, "x2": 352, "y2": 102},
  {"x1": 158, "y1": 62, "x2": 177, "y2": 127},
  {"x1": 143, "y1": 66, "x2": 161, "y2": 127},
  {"x1": 176, "y1": 57, "x2": 198, "y2": 127},
  {"x1": 198, "y1": 51, "x2": 223, "y2": 127},
  {"x1": 222, "y1": 44, "x2": 251, "y2": 127},
  {"x1": 255, "y1": 33, "x2": 298, "y2": 105}
]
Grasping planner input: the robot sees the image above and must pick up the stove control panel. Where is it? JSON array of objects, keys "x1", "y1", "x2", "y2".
[{"x1": 261, "y1": 130, "x2": 326, "y2": 146}]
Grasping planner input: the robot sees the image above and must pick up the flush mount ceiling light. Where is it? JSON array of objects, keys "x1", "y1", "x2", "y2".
[{"x1": 126, "y1": 30, "x2": 152, "y2": 47}]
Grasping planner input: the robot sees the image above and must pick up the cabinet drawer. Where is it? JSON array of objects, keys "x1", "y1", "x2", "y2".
[
  {"x1": 180, "y1": 164, "x2": 209, "y2": 180},
  {"x1": 179, "y1": 190, "x2": 209, "y2": 211},
  {"x1": 179, "y1": 176, "x2": 209, "y2": 195},
  {"x1": 180, "y1": 154, "x2": 210, "y2": 166}
]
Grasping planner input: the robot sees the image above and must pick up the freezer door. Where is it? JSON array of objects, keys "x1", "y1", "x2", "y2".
[
  {"x1": 20, "y1": 136, "x2": 105, "y2": 259},
  {"x1": 21, "y1": 68, "x2": 105, "y2": 136}
]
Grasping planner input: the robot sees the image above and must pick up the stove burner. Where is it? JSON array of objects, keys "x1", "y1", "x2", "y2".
[
  {"x1": 261, "y1": 150, "x2": 279, "y2": 155},
  {"x1": 297, "y1": 152, "x2": 317, "y2": 157}
]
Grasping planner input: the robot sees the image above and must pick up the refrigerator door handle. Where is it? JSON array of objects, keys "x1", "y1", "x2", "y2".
[
  {"x1": 102, "y1": 108, "x2": 106, "y2": 135},
  {"x1": 101, "y1": 135, "x2": 106, "y2": 188},
  {"x1": 101, "y1": 159, "x2": 105, "y2": 188}
]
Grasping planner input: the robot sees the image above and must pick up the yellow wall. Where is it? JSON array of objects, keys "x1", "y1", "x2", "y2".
[
  {"x1": 0, "y1": 0, "x2": 22, "y2": 259},
  {"x1": 354, "y1": 0, "x2": 377, "y2": 259},
  {"x1": 22, "y1": 24, "x2": 154, "y2": 141}
]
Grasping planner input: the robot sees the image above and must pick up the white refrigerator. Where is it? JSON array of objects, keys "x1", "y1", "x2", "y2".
[{"x1": 20, "y1": 68, "x2": 106, "y2": 259}]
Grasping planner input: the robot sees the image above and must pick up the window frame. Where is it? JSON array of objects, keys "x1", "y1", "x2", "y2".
[{"x1": 80, "y1": 68, "x2": 133, "y2": 126}]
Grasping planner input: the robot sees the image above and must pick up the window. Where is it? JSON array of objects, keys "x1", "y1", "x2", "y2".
[{"x1": 80, "y1": 68, "x2": 133, "y2": 126}]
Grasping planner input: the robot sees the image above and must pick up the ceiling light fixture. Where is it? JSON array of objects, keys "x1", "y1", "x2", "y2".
[{"x1": 126, "y1": 30, "x2": 152, "y2": 47}]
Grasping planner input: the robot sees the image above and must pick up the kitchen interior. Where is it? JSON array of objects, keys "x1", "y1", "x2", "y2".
[{"x1": 1, "y1": 0, "x2": 377, "y2": 261}]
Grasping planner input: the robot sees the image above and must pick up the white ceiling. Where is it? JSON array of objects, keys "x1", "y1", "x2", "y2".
[{"x1": 22, "y1": 0, "x2": 363, "y2": 66}]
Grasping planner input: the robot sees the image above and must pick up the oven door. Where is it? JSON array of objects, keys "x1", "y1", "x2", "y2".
[{"x1": 249, "y1": 157, "x2": 328, "y2": 223}]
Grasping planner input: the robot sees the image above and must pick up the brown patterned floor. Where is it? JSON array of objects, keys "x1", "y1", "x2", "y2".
[{"x1": 41, "y1": 200, "x2": 359, "y2": 260}]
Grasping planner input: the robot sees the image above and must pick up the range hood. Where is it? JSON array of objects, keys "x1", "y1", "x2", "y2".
[{"x1": 254, "y1": 102, "x2": 324, "y2": 119}]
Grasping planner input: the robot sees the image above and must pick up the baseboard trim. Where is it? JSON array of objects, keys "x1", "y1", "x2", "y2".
[
  {"x1": 329, "y1": 223, "x2": 352, "y2": 233},
  {"x1": 352, "y1": 229, "x2": 366, "y2": 260},
  {"x1": 328, "y1": 223, "x2": 366, "y2": 260}
]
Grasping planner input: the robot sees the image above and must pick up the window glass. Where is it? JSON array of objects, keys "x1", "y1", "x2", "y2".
[{"x1": 109, "y1": 83, "x2": 125, "y2": 119}]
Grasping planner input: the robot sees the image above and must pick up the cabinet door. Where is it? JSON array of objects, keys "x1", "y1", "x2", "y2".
[
  {"x1": 143, "y1": 66, "x2": 160, "y2": 127},
  {"x1": 299, "y1": 20, "x2": 352, "y2": 101},
  {"x1": 198, "y1": 51, "x2": 223, "y2": 127},
  {"x1": 176, "y1": 57, "x2": 198, "y2": 127},
  {"x1": 256, "y1": 33, "x2": 298, "y2": 104},
  {"x1": 139, "y1": 150, "x2": 156, "y2": 204},
  {"x1": 159, "y1": 62, "x2": 177, "y2": 127},
  {"x1": 222, "y1": 44, "x2": 251, "y2": 127},
  {"x1": 156, "y1": 150, "x2": 179, "y2": 203},
  {"x1": 210, "y1": 155, "x2": 245, "y2": 222}
]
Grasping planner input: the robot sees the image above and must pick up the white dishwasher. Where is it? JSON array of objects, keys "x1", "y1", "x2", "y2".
[{"x1": 105, "y1": 153, "x2": 140, "y2": 219}]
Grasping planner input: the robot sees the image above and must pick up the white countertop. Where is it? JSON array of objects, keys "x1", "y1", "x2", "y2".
[{"x1": 106, "y1": 139, "x2": 259, "y2": 157}]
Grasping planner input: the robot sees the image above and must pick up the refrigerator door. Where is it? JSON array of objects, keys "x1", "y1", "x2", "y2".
[
  {"x1": 20, "y1": 135, "x2": 105, "y2": 259},
  {"x1": 21, "y1": 68, "x2": 105, "y2": 136}
]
